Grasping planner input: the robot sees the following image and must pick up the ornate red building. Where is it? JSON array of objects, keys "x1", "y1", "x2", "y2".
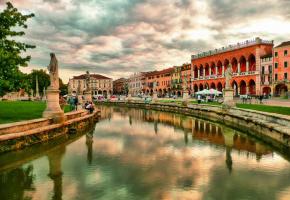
[{"x1": 191, "y1": 37, "x2": 273, "y2": 96}]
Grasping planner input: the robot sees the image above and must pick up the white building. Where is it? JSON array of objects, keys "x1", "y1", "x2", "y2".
[
  {"x1": 68, "y1": 74, "x2": 113, "y2": 97},
  {"x1": 128, "y1": 72, "x2": 145, "y2": 96}
]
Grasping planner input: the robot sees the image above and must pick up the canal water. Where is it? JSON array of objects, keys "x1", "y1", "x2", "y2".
[{"x1": 1, "y1": 106, "x2": 290, "y2": 200}]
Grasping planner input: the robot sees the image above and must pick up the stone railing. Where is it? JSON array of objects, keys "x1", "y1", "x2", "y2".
[{"x1": 0, "y1": 109, "x2": 101, "y2": 153}]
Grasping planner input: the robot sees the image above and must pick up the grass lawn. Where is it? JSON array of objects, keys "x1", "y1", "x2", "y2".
[
  {"x1": 236, "y1": 103, "x2": 290, "y2": 116},
  {"x1": 0, "y1": 101, "x2": 70, "y2": 124}
]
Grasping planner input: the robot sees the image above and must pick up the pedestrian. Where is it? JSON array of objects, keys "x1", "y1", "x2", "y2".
[
  {"x1": 74, "y1": 95, "x2": 78, "y2": 110},
  {"x1": 85, "y1": 101, "x2": 94, "y2": 113},
  {"x1": 68, "y1": 95, "x2": 75, "y2": 111}
]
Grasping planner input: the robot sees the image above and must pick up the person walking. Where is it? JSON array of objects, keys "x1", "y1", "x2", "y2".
[{"x1": 68, "y1": 95, "x2": 75, "y2": 111}]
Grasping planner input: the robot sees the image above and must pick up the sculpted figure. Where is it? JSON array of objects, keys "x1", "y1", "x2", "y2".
[
  {"x1": 225, "y1": 64, "x2": 233, "y2": 90},
  {"x1": 47, "y1": 53, "x2": 59, "y2": 89}
]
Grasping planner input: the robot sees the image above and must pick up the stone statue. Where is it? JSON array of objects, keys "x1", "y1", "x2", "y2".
[
  {"x1": 47, "y1": 53, "x2": 59, "y2": 89},
  {"x1": 85, "y1": 71, "x2": 90, "y2": 91},
  {"x1": 43, "y1": 53, "x2": 64, "y2": 123},
  {"x1": 225, "y1": 64, "x2": 233, "y2": 90}
]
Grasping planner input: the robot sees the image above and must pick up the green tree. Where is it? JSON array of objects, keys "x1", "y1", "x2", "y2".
[
  {"x1": 59, "y1": 78, "x2": 68, "y2": 96},
  {"x1": 0, "y1": 2, "x2": 35, "y2": 96},
  {"x1": 29, "y1": 69, "x2": 50, "y2": 96}
]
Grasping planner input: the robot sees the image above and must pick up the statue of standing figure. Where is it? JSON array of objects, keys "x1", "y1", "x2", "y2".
[
  {"x1": 225, "y1": 64, "x2": 233, "y2": 90},
  {"x1": 47, "y1": 53, "x2": 59, "y2": 89},
  {"x1": 85, "y1": 71, "x2": 90, "y2": 91}
]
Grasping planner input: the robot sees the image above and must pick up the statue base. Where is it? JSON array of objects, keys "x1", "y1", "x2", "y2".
[
  {"x1": 183, "y1": 90, "x2": 189, "y2": 100},
  {"x1": 223, "y1": 89, "x2": 235, "y2": 107},
  {"x1": 84, "y1": 91, "x2": 92, "y2": 102},
  {"x1": 152, "y1": 92, "x2": 158, "y2": 102},
  {"x1": 43, "y1": 87, "x2": 64, "y2": 123}
]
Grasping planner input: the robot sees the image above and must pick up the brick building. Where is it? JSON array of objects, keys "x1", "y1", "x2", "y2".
[
  {"x1": 113, "y1": 78, "x2": 128, "y2": 95},
  {"x1": 273, "y1": 41, "x2": 290, "y2": 96},
  {"x1": 191, "y1": 37, "x2": 273, "y2": 96}
]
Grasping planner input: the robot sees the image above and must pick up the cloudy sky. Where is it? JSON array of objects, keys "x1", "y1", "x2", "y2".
[{"x1": 1, "y1": 0, "x2": 290, "y2": 82}]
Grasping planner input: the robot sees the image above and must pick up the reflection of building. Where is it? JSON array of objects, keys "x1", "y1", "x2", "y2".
[
  {"x1": 113, "y1": 78, "x2": 128, "y2": 95},
  {"x1": 112, "y1": 107, "x2": 272, "y2": 157},
  {"x1": 68, "y1": 74, "x2": 113, "y2": 97},
  {"x1": 273, "y1": 41, "x2": 290, "y2": 97},
  {"x1": 191, "y1": 37, "x2": 273, "y2": 96}
]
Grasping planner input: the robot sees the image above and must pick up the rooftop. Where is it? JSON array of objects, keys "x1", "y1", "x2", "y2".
[
  {"x1": 72, "y1": 74, "x2": 111, "y2": 80},
  {"x1": 275, "y1": 41, "x2": 290, "y2": 48}
]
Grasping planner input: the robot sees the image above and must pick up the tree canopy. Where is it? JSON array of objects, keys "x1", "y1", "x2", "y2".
[{"x1": 0, "y1": 2, "x2": 35, "y2": 96}]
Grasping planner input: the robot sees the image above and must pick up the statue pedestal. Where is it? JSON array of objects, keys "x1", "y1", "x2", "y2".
[
  {"x1": 43, "y1": 87, "x2": 64, "y2": 123},
  {"x1": 183, "y1": 90, "x2": 189, "y2": 100},
  {"x1": 223, "y1": 89, "x2": 235, "y2": 107},
  {"x1": 152, "y1": 92, "x2": 157, "y2": 102},
  {"x1": 84, "y1": 91, "x2": 92, "y2": 102}
]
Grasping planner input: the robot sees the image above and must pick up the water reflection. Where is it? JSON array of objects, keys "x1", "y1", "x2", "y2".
[
  {"x1": 0, "y1": 106, "x2": 290, "y2": 200},
  {"x1": 0, "y1": 165, "x2": 35, "y2": 200}
]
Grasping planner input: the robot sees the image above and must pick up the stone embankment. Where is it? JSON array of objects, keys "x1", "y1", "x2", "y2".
[
  {"x1": 0, "y1": 109, "x2": 100, "y2": 154},
  {"x1": 98, "y1": 101, "x2": 290, "y2": 150}
]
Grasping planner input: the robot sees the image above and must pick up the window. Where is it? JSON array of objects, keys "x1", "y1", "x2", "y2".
[
  {"x1": 284, "y1": 50, "x2": 288, "y2": 56},
  {"x1": 262, "y1": 66, "x2": 265, "y2": 74},
  {"x1": 284, "y1": 61, "x2": 288, "y2": 68},
  {"x1": 275, "y1": 63, "x2": 278, "y2": 69},
  {"x1": 284, "y1": 73, "x2": 288, "y2": 80},
  {"x1": 269, "y1": 65, "x2": 272, "y2": 73},
  {"x1": 275, "y1": 74, "x2": 278, "y2": 81},
  {"x1": 275, "y1": 52, "x2": 278, "y2": 57}
]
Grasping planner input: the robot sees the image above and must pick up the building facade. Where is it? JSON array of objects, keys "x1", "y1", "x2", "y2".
[
  {"x1": 260, "y1": 55, "x2": 273, "y2": 95},
  {"x1": 181, "y1": 63, "x2": 191, "y2": 94},
  {"x1": 273, "y1": 41, "x2": 290, "y2": 96},
  {"x1": 171, "y1": 66, "x2": 182, "y2": 96},
  {"x1": 113, "y1": 78, "x2": 128, "y2": 95},
  {"x1": 191, "y1": 37, "x2": 273, "y2": 96},
  {"x1": 68, "y1": 74, "x2": 113, "y2": 97},
  {"x1": 128, "y1": 72, "x2": 145, "y2": 96},
  {"x1": 143, "y1": 68, "x2": 173, "y2": 97}
]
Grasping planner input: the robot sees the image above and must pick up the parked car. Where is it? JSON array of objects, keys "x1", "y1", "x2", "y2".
[
  {"x1": 110, "y1": 95, "x2": 117, "y2": 102},
  {"x1": 93, "y1": 95, "x2": 104, "y2": 102}
]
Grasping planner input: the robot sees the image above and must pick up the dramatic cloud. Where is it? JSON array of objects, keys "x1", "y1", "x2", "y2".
[{"x1": 1, "y1": 0, "x2": 290, "y2": 82}]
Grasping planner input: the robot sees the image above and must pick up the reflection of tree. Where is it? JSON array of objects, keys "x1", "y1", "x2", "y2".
[{"x1": 0, "y1": 165, "x2": 35, "y2": 200}]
